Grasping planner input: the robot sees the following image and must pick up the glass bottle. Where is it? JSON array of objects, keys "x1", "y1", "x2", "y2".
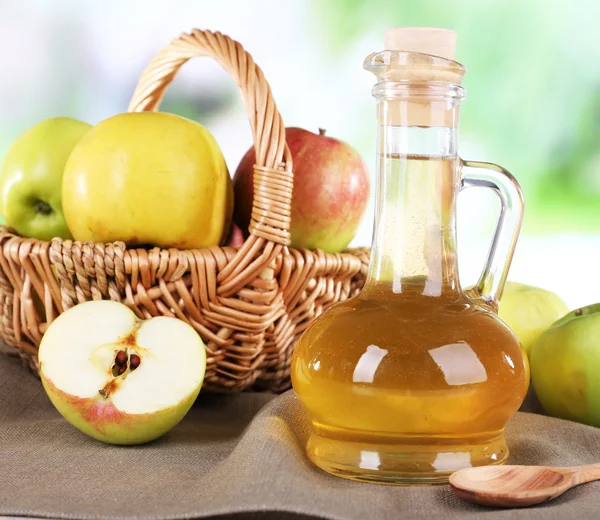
[{"x1": 291, "y1": 28, "x2": 529, "y2": 484}]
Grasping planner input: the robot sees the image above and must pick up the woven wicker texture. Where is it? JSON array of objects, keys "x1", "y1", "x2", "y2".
[{"x1": 0, "y1": 29, "x2": 368, "y2": 392}]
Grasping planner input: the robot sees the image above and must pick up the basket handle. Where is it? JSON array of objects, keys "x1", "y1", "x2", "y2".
[{"x1": 127, "y1": 29, "x2": 293, "y2": 246}]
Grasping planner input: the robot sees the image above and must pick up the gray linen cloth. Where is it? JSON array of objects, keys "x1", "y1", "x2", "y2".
[{"x1": 1, "y1": 354, "x2": 599, "y2": 520}]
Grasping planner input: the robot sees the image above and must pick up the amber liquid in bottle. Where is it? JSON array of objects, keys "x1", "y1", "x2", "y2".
[{"x1": 291, "y1": 155, "x2": 529, "y2": 483}]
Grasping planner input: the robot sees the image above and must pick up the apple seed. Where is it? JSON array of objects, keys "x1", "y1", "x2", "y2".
[
  {"x1": 115, "y1": 350, "x2": 128, "y2": 366},
  {"x1": 129, "y1": 354, "x2": 141, "y2": 370},
  {"x1": 118, "y1": 363, "x2": 127, "y2": 375}
]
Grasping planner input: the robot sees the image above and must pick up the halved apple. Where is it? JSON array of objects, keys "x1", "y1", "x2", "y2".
[{"x1": 38, "y1": 300, "x2": 206, "y2": 445}]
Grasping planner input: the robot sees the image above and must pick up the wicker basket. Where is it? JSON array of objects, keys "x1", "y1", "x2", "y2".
[{"x1": 0, "y1": 29, "x2": 368, "y2": 392}]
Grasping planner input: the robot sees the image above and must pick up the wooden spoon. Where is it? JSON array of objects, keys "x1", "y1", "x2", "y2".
[{"x1": 449, "y1": 464, "x2": 600, "y2": 508}]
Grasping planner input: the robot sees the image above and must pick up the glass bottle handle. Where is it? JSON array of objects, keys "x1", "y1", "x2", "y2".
[{"x1": 460, "y1": 159, "x2": 525, "y2": 308}]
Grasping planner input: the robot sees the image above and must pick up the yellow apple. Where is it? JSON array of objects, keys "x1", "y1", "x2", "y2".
[
  {"x1": 62, "y1": 112, "x2": 232, "y2": 249},
  {"x1": 498, "y1": 282, "x2": 569, "y2": 356},
  {"x1": 39, "y1": 300, "x2": 206, "y2": 445}
]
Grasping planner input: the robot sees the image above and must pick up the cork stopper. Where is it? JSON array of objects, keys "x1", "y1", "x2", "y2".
[{"x1": 384, "y1": 27, "x2": 457, "y2": 60}]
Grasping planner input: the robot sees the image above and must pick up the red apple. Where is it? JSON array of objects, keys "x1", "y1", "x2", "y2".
[
  {"x1": 224, "y1": 222, "x2": 245, "y2": 248},
  {"x1": 233, "y1": 128, "x2": 369, "y2": 253}
]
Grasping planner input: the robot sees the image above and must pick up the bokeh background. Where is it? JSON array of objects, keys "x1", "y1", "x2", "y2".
[{"x1": 1, "y1": 0, "x2": 598, "y2": 308}]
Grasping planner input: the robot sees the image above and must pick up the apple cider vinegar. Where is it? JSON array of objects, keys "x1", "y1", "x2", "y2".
[
  {"x1": 292, "y1": 156, "x2": 528, "y2": 483},
  {"x1": 292, "y1": 27, "x2": 529, "y2": 484}
]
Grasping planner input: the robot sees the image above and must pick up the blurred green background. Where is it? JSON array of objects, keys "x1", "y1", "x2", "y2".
[
  {"x1": 324, "y1": 0, "x2": 600, "y2": 233},
  {"x1": 0, "y1": 0, "x2": 598, "y2": 307}
]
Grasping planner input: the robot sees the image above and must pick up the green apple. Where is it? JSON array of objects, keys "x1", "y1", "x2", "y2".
[
  {"x1": 62, "y1": 112, "x2": 233, "y2": 249},
  {"x1": 38, "y1": 300, "x2": 207, "y2": 445},
  {"x1": 499, "y1": 282, "x2": 569, "y2": 356},
  {"x1": 0, "y1": 117, "x2": 91, "y2": 240},
  {"x1": 530, "y1": 303, "x2": 600, "y2": 427}
]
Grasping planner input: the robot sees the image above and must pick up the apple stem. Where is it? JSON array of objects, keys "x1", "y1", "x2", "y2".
[
  {"x1": 34, "y1": 199, "x2": 52, "y2": 215},
  {"x1": 318, "y1": 128, "x2": 326, "y2": 136},
  {"x1": 99, "y1": 379, "x2": 118, "y2": 399}
]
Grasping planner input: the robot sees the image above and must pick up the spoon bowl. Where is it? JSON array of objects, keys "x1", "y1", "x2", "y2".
[{"x1": 449, "y1": 463, "x2": 600, "y2": 508}]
